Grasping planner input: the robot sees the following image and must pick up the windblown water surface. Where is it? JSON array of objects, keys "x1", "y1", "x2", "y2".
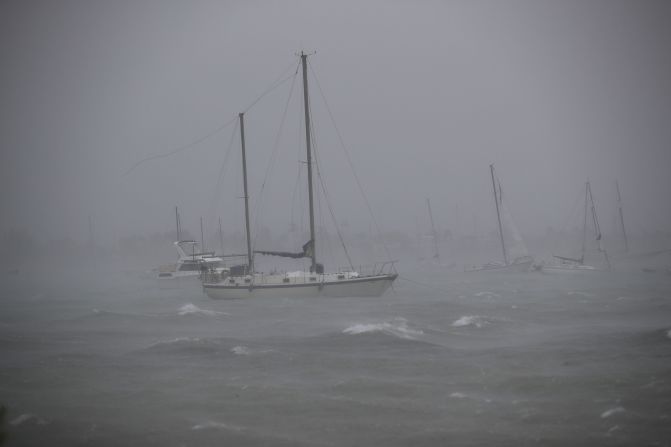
[{"x1": 1, "y1": 266, "x2": 670, "y2": 446}]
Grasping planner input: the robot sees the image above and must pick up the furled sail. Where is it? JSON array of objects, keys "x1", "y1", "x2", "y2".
[{"x1": 254, "y1": 240, "x2": 313, "y2": 259}]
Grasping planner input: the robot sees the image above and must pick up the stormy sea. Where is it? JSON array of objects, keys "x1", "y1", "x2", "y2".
[{"x1": 1, "y1": 265, "x2": 670, "y2": 446}]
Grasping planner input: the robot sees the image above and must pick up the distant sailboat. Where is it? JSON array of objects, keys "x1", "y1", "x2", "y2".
[
  {"x1": 157, "y1": 207, "x2": 227, "y2": 280},
  {"x1": 202, "y1": 53, "x2": 397, "y2": 299},
  {"x1": 427, "y1": 198, "x2": 440, "y2": 261},
  {"x1": 466, "y1": 164, "x2": 534, "y2": 273},
  {"x1": 616, "y1": 180, "x2": 629, "y2": 254},
  {"x1": 543, "y1": 181, "x2": 610, "y2": 272}
]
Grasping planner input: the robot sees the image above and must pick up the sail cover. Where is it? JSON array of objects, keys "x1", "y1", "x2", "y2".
[{"x1": 255, "y1": 240, "x2": 313, "y2": 259}]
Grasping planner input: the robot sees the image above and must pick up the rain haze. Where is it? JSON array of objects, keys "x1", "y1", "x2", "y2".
[{"x1": 1, "y1": 1, "x2": 670, "y2": 446}]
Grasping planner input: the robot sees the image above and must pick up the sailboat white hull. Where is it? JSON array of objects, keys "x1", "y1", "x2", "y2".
[
  {"x1": 203, "y1": 273, "x2": 397, "y2": 299},
  {"x1": 466, "y1": 259, "x2": 533, "y2": 273}
]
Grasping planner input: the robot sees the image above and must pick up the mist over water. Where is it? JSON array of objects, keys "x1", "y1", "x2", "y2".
[
  {"x1": 2, "y1": 0, "x2": 671, "y2": 445},
  {"x1": 1, "y1": 263, "x2": 671, "y2": 445}
]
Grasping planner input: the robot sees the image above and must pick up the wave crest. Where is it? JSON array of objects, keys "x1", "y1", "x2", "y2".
[
  {"x1": 178, "y1": 303, "x2": 228, "y2": 317},
  {"x1": 343, "y1": 318, "x2": 423, "y2": 340},
  {"x1": 452, "y1": 315, "x2": 491, "y2": 328},
  {"x1": 231, "y1": 345, "x2": 251, "y2": 355}
]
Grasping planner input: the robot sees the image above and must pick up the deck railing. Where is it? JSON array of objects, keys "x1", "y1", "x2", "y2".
[
  {"x1": 338, "y1": 260, "x2": 398, "y2": 277},
  {"x1": 200, "y1": 260, "x2": 397, "y2": 285}
]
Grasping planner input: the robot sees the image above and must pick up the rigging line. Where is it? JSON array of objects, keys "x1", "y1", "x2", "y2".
[
  {"x1": 207, "y1": 120, "x2": 240, "y2": 227},
  {"x1": 243, "y1": 61, "x2": 301, "y2": 114},
  {"x1": 251, "y1": 69, "x2": 299, "y2": 250},
  {"x1": 312, "y1": 126, "x2": 355, "y2": 270},
  {"x1": 308, "y1": 60, "x2": 393, "y2": 263},
  {"x1": 305, "y1": 79, "x2": 354, "y2": 270},
  {"x1": 317, "y1": 156, "x2": 354, "y2": 270},
  {"x1": 122, "y1": 115, "x2": 237, "y2": 176},
  {"x1": 290, "y1": 163, "x2": 303, "y2": 245},
  {"x1": 559, "y1": 187, "x2": 585, "y2": 234},
  {"x1": 123, "y1": 59, "x2": 299, "y2": 177}
]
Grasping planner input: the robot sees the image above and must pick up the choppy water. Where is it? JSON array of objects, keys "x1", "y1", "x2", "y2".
[{"x1": 1, "y1": 266, "x2": 670, "y2": 446}]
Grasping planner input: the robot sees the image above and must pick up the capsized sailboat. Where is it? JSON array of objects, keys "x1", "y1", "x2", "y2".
[
  {"x1": 202, "y1": 53, "x2": 397, "y2": 299},
  {"x1": 466, "y1": 164, "x2": 534, "y2": 273},
  {"x1": 543, "y1": 181, "x2": 610, "y2": 272}
]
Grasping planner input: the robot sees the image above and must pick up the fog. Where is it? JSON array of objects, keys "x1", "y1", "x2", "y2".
[
  {"x1": 2, "y1": 0, "x2": 670, "y2": 267},
  {"x1": 3, "y1": 3, "x2": 671, "y2": 444}
]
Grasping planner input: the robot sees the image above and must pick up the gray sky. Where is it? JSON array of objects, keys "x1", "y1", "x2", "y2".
[{"x1": 1, "y1": 0, "x2": 670, "y2": 246}]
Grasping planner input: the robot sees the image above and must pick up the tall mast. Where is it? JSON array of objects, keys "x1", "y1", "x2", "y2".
[
  {"x1": 426, "y1": 198, "x2": 440, "y2": 260},
  {"x1": 200, "y1": 216, "x2": 205, "y2": 253},
  {"x1": 239, "y1": 112, "x2": 254, "y2": 274},
  {"x1": 616, "y1": 180, "x2": 628, "y2": 253},
  {"x1": 587, "y1": 182, "x2": 601, "y2": 247},
  {"x1": 218, "y1": 217, "x2": 224, "y2": 255},
  {"x1": 490, "y1": 164, "x2": 508, "y2": 265},
  {"x1": 581, "y1": 182, "x2": 588, "y2": 263},
  {"x1": 175, "y1": 206, "x2": 181, "y2": 241},
  {"x1": 587, "y1": 182, "x2": 610, "y2": 269},
  {"x1": 301, "y1": 52, "x2": 317, "y2": 272}
]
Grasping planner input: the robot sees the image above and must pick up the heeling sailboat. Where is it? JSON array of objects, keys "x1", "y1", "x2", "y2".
[
  {"x1": 467, "y1": 164, "x2": 534, "y2": 273},
  {"x1": 544, "y1": 181, "x2": 610, "y2": 273},
  {"x1": 202, "y1": 52, "x2": 397, "y2": 299}
]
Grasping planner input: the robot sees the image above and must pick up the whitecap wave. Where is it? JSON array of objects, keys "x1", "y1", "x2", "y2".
[
  {"x1": 601, "y1": 406, "x2": 625, "y2": 418},
  {"x1": 343, "y1": 318, "x2": 423, "y2": 340},
  {"x1": 147, "y1": 337, "x2": 202, "y2": 349},
  {"x1": 452, "y1": 315, "x2": 490, "y2": 328},
  {"x1": 449, "y1": 392, "x2": 467, "y2": 399},
  {"x1": 192, "y1": 421, "x2": 244, "y2": 431},
  {"x1": 231, "y1": 346, "x2": 251, "y2": 355},
  {"x1": 11, "y1": 414, "x2": 48, "y2": 426},
  {"x1": 178, "y1": 303, "x2": 228, "y2": 317}
]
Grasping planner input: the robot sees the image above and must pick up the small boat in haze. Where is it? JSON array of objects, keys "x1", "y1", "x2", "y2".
[
  {"x1": 542, "y1": 181, "x2": 610, "y2": 273},
  {"x1": 157, "y1": 240, "x2": 227, "y2": 280}
]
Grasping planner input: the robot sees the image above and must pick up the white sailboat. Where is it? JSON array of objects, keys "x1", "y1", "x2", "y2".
[
  {"x1": 543, "y1": 181, "x2": 610, "y2": 273},
  {"x1": 466, "y1": 164, "x2": 534, "y2": 273},
  {"x1": 202, "y1": 53, "x2": 397, "y2": 299}
]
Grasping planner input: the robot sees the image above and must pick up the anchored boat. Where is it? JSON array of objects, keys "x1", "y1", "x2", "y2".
[
  {"x1": 202, "y1": 53, "x2": 397, "y2": 299},
  {"x1": 543, "y1": 181, "x2": 610, "y2": 273}
]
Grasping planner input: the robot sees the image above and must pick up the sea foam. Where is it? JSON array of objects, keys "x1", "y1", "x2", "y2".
[
  {"x1": 178, "y1": 303, "x2": 228, "y2": 317},
  {"x1": 452, "y1": 315, "x2": 490, "y2": 328},
  {"x1": 601, "y1": 407, "x2": 625, "y2": 418},
  {"x1": 232, "y1": 346, "x2": 251, "y2": 355},
  {"x1": 10, "y1": 414, "x2": 47, "y2": 426},
  {"x1": 343, "y1": 318, "x2": 423, "y2": 340}
]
